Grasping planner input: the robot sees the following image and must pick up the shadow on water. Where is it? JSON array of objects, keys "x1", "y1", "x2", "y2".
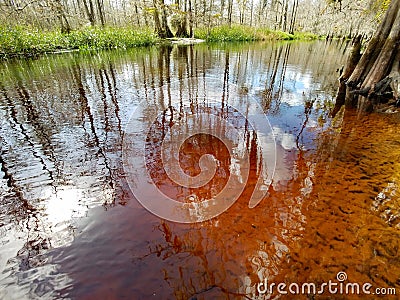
[{"x1": 0, "y1": 40, "x2": 399, "y2": 299}]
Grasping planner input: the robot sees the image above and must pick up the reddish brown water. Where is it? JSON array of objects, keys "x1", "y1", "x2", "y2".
[{"x1": 0, "y1": 41, "x2": 399, "y2": 299}]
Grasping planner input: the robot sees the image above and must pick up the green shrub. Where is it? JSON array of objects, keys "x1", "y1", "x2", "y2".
[
  {"x1": 0, "y1": 26, "x2": 158, "y2": 58},
  {"x1": 194, "y1": 25, "x2": 318, "y2": 42},
  {"x1": 66, "y1": 27, "x2": 158, "y2": 50},
  {"x1": 195, "y1": 25, "x2": 258, "y2": 42},
  {"x1": 0, "y1": 24, "x2": 318, "y2": 59}
]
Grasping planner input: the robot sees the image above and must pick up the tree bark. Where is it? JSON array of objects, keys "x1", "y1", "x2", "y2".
[
  {"x1": 362, "y1": 10, "x2": 400, "y2": 89},
  {"x1": 96, "y1": 0, "x2": 105, "y2": 27},
  {"x1": 288, "y1": 0, "x2": 299, "y2": 34},
  {"x1": 334, "y1": 0, "x2": 400, "y2": 113},
  {"x1": 227, "y1": 0, "x2": 233, "y2": 27},
  {"x1": 83, "y1": 0, "x2": 96, "y2": 26},
  {"x1": 175, "y1": 0, "x2": 189, "y2": 38},
  {"x1": 188, "y1": 0, "x2": 193, "y2": 37},
  {"x1": 153, "y1": 4, "x2": 163, "y2": 37},
  {"x1": 220, "y1": 0, "x2": 225, "y2": 24},
  {"x1": 54, "y1": 0, "x2": 71, "y2": 33},
  {"x1": 207, "y1": 0, "x2": 214, "y2": 36},
  {"x1": 134, "y1": 4, "x2": 140, "y2": 26},
  {"x1": 331, "y1": 35, "x2": 362, "y2": 117},
  {"x1": 153, "y1": 0, "x2": 174, "y2": 38},
  {"x1": 347, "y1": 0, "x2": 400, "y2": 87},
  {"x1": 160, "y1": 0, "x2": 174, "y2": 38}
]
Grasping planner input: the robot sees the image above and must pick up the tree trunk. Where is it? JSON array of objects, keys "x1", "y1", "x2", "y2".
[
  {"x1": 249, "y1": 0, "x2": 254, "y2": 27},
  {"x1": 83, "y1": 0, "x2": 96, "y2": 26},
  {"x1": 143, "y1": 0, "x2": 149, "y2": 26},
  {"x1": 175, "y1": 17, "x2": 189, "y2": 37},
  {"x1": 134, "y1": 4, "x2": 140, "y2": 26},
  {"x1": 153, "y1": 0, "x2": 174, "y2": 38},
  {"x1": 153, "y1": 4, "x2": 163, "y2": 37},
  {"x1": 55, "y1": 0, "x2": 71, "y2": 33},
  {"x1": 333, "y1": 0, "x2": 400, "y2": 113},
  {"x1": 347, "y1": 0, "x2": 400, "y2": 87},
  {"x1": 282, "y1": 0, "x2": 288, "y2": 32},
  {"x1": 362, "y1": 12, "x2": 400, "y2": 89},
  {"x1": 288, "y1": 0, "x2": 298, "y2": 34},
  {"x1": 332, "y1": 35, "x2": 362, "y2": 116},
  {"x1": 227, "y1": 0, "x2": 233, "y2": 27},
  {"x1": 96, "y1": 0, "x2": 105, "y2": 27},
  {"x1": 160, "y1": 0, "x2": 174, "y2": 38},
  {"x1": 207, "y1": 0, "x2": 214, "y2": 36},
  {"x1": 220, "y1": 0, "x2": 225, "y2": 24},
  {"x1": 175, "y1": 0, "x2": 189, "y2": 38},
  {"x1": 188, "y1": 0, "x2": 194, "y2": 37}
]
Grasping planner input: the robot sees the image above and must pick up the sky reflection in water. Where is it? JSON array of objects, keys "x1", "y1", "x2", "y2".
[{"x1": 0, "y1": 40, "x2": 399, "y2": 299}]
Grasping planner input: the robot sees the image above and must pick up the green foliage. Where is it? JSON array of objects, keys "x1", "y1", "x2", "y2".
[
  {"x1": 66, "y1": 27, "x2": 158, "y2": 49},
  {"x1": 369, "y1": 0, "x2": 391, "y2": 22},
  {"x1": 0, "y1": 26, "x2": 64, "y2": 57},
  {"x1": 194, "y1": 25, "x2": 258, "y2": 42},
  {"x1": 291, "y1": 31, "x2": 322, "y2": 40},
  {"x1": 194, "y1": 25, "x2": 319, "y2": 42},
  {"x1": 0, "y1": 26, "x2": 158, "y2": 59},
  {"x1": 257, "y1": 28, "x2": 296, "y2": 40},
  {"x1": 0, "y1": 24, "x2": 319, "y2": 59}
]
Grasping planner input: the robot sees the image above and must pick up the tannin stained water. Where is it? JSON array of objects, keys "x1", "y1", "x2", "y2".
[{"x1": 0, "y1": 41, "x2": 399, "y2": 299}]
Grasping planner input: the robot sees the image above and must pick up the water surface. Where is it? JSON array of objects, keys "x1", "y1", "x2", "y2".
[{"x1": 0, "y1": 40, "x2": 399, "y2": 299}]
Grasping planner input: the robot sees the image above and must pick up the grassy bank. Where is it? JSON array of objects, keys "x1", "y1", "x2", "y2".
[
  {"x1": 194, "y1": 25, "x2": 319, "y2": 42},
  {"x1": 0, "y1": 25, "x2": 319, "y2": 59},
  {"x1": 0, "y1": 26, "x2": 158, "y2": 59}
]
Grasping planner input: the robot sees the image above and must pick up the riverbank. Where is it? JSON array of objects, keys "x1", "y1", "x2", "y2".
[
  {"x1": 195, "y1": 25, "x2": 319, "y2": 42},
  {"x1": 0, "y1": 26, "x2": 158, "y2": 59},
  {"x1": 0, "y1": 25, "x2": 320, "y2": 59}
]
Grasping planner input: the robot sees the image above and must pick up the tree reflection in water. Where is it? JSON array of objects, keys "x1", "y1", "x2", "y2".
[{"x1": 1, "y1": 40, "x2": 397, "y2": 299}]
